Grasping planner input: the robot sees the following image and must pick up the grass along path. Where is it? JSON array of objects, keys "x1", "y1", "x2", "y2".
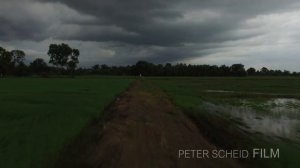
[
  {"x1": 0, "y1": 77, "x2": 132, "y2": 168},
  {"x1": 56, "y1": 80, "x2": 241, "y2": 168}
]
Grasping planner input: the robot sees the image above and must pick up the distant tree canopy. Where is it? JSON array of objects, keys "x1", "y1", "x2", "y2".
[
  {"x1": 81, "y1": 61, "x2": 299, "y2": 77},
  {"x1": 247, "y1": 67, "x2": 256, "y2": 75},
  {"x1": 261, "y1": 67, "x2": 269, "y2": 75},
  {"x1": 0, "y1": 45, "x2": 299, "y2": 77},
  {"x1": 132, "y1": 61, "x2": 157, "y2": 76},
  {"x1": 47, "y1": 43, "x2": 80, "y2": 76},
  {"x1": 11, "y1": 50, "x2": 25, "y2": 66},
  {"x1": 0, "y1": 47, "x2": 26, "y2": 76},
  {"x1": 30, "y1": 58, "x2": 49, "y2": 75},
  {"x1": 230, "y1": 64, "x2": 247, "y2": 76}
]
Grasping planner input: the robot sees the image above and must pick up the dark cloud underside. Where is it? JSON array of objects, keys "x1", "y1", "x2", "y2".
[{"x1": 1, "y1": 0, "x2": 300, "y2": 70}]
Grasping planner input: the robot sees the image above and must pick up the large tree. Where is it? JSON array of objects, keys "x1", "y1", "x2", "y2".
[
  {"x1": 0, "y1": 47, "x2": 10, "y2": 76},
  {"x1": 132, "y1": 61, "x2": 155, "y2": 76},
  {"x1": 67, "y1": 48, "x2": 79, "y2": 76},
  {"x1": 230, "y1": 64, "x2": 247, "y2": 77},
  {"x1": 0, "y1": 47, "x2": 5, "y2": 56},
  {"x1": 47, "y1": 43, "x2": 80, "y2": 76},
  {"x1": 30, "y1": 58, "x2": 48, "y2": 75},
  {"x1": 260, "y1": 67, "x2": 269, "y2": 75},
  {"x1": 10, "y1": 50, "x2": 25, "y2": 66},
  {"x1": 247, "y1": 67, "x2": 256, "y2": 76},
  {"x1": 0, "y1": 47, "x2": 26, "y2": 76}
]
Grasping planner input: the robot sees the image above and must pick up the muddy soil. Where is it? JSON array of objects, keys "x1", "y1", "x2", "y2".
[{"x1": 56, "y1": 82, "x2": 242, "y2": 168}]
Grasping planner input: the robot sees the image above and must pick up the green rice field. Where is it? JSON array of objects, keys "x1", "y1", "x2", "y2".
[{"x1": 0, "y1": 77, "x2": 132, "y2": 168}]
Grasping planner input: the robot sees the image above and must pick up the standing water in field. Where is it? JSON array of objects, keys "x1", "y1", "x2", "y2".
[
  {"x1": 200, "y1": 98, "x2": 300, "y2": 139},
  {"x1": 265, "y1": 98, "x2": 300, "y2": 116}
]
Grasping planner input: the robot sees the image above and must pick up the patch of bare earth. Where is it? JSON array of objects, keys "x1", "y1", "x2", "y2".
[{"x1": 56, "y1": 83, "x2": 241, "y2": 168}]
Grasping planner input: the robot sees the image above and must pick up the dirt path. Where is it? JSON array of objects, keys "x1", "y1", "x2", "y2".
[{"x1": 56, "y1": 82, "x2": 241, "y2": 168}]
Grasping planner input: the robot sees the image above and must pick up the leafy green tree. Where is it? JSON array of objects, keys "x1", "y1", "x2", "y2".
[
  {"x1": 47, "y1": 43, "x2": 80, "y2": 76},
  {"x1": 11, "y1": 50, "x2": 26, "y2": 75},
  {"x1": 133, "y1": 61, "x2": 155, "y2": 76},
  {"x1": 67, "y1": 49, "x2": 79, "y2": 77},
  {"x1": 92, "y1": 64, "x2": 100, "y2": 74},
  {"x1": 260, "y1": 67, "x2": 269, "y2": 75},
  {"x1": 14, "y1": 62, "x2": 28, "y2": 76},
  {"x1": 0, "y1": 47, "x2": 26, "y2": 76},
  {"x1": 230, "y1": 64, "x2": 247, "y2": 76},
  {"x1": 30, "y1": 58, "x2": 49, "y2": 75},
  {"x1": 283, "y1": 70, "x2": 291, "y2": 76},
  {"x1": 11, "y1": 50, "x2": 25, "y2": 66},
  {"x1": 101, "y1": 64, "x2": 110, "y2": 74},
  {"x1": 0, "y1": 47, "x2": 4, "y2": 54},
  {"x1": 247, "y1": 67, "x2": 256, "y2": 76},
  {"x1": 220, "y1": 65, "x2": 231, "y2": 76},
  {"x1": 0, "y1": 47, "x2": 11, "y2": 76},
  {"x1": 164, "y1": 63, "x2": 173, "y2": 76}
]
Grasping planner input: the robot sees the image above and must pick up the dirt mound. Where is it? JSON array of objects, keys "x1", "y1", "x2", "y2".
[{"x1": 56, "y1": 82, "x2": 241, "y2": 168}]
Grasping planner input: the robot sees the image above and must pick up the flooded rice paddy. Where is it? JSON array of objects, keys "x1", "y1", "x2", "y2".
[{"x1": 200, "y1": 98, "x2": 300, "y2": 140}]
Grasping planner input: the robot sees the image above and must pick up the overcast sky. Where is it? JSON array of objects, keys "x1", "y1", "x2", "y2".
[{"x1": 1, "y1": 0, "x2": 300, "y2": 71}]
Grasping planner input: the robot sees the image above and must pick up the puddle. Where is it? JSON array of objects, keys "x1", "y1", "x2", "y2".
[
  {"x1": 265, "y1": 98, "x2": 300, "y2": 116},
  {"x1": 200, "y1": 99, "x2": 300, "y2": 140},
  {"x1": 206, "y1": 90, "x2": 236, "y2": 93},
  {"x1": 205, "y1": 90, "x2": 300, "y2": 96},
  {"x1": 267, "y1": 98, "x2": 300, "y2": 105}
]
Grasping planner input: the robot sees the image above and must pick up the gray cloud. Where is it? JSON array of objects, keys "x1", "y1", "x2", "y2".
[
  {"x1": 32, "y1": 0, "x2": 299, "y2": 45},
  {"x1": 1, "y1": 0, "x2": 300, "y2": 71}
]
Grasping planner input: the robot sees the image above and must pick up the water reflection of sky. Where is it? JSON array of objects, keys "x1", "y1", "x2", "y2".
[{"x1": 200, "y1": 98, "x2": 300, "y2": 140}]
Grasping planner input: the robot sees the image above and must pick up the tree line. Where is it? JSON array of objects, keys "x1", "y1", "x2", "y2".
[
  {"x1": 86, "y1": 61, "x2": 299, "y2": 77},
  {"x1": 1, "y1": 44, "x2": 299, "y2": 77},
  {"x1": 0, "y1": 43, "x2": 79, "y2": 77}
]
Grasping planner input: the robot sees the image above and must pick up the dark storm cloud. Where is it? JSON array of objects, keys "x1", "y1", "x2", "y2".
[
  {"x1": 0, "y1": 12, "x2": 45, "y2": 41},
  {"x1": 33, "y1": 0, "x2": 299, "y2": 46},
  {"x1": 1, "y1": 0, "x2": 300, "y2": 70},
  {"x1": 1, "y1": 0, "x2": 299, "y2": 45}
]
